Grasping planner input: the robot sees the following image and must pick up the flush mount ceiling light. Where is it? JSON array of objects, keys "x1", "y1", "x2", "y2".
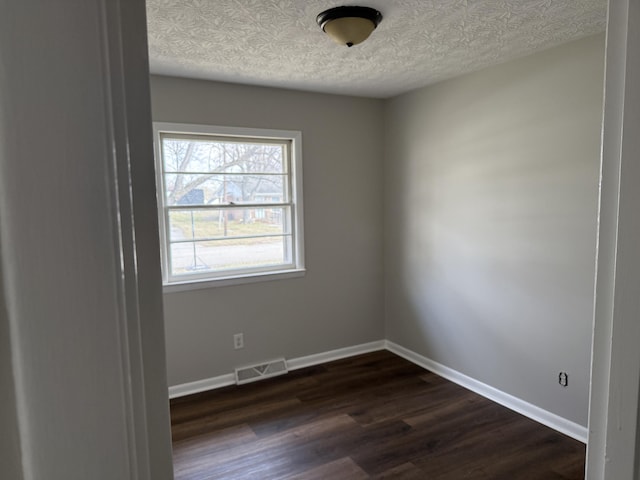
[{"x1": 316, "y1": 6, "x2": 383, "y2": 47}]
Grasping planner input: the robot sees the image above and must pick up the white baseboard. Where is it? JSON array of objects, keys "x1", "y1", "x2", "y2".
[
  {"x1": 168, "y1": 340, "x2": 386, "y2": 399},
  {"x1": 385, "y1": 340, "x2": 588, "y2": 443},
  {"x1": 168, "y1": 339, "x2": 587, "y2": 443},
  {"x1": 169, "y1": 373, "x2": 236, "y2": 399},
  {"x1": 287, "y1": 340, "x2": 386, "y2": 371}
]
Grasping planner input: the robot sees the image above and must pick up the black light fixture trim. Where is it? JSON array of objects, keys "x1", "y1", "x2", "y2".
[
  {"x1": 316, "y1": 6, "x2": 383, "y2": 46},
  {"x1": 316, "y1": 6, "x2": 383, "y2": 31}
]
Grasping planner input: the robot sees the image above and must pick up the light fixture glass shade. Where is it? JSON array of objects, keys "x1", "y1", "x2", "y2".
[
  {"x1": 317, "y1": 6, "x2": 383, "y2": 47},
  {"x1": 323, "y1": 17, "x2": 376, "y2": 47}
]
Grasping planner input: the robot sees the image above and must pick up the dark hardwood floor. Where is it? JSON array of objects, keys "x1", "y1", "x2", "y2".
[{"x1": 170, "y1": 350, "x2": 585, "y2": 479}]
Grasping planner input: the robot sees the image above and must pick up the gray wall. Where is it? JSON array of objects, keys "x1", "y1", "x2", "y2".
[
  {"x1": 384, "y1": 34, "x2": 605, "y2": 426},
  {"x1": 150, "y1": 76, "x2": 386, "y2": 386}
]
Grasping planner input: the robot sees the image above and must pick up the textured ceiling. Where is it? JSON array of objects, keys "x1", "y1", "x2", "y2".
[{"x1": 146, "y1": 0, "x2": 607, "y2": 98}]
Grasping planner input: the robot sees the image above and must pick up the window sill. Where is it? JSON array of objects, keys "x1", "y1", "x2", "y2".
[{"x1": 162, "y1": 268, "x2": 306, "y2": 293}]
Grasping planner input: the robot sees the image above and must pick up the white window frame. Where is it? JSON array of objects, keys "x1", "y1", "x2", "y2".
[{"x1": 153, "y1": 122, "x2": 305, "y2": 292}]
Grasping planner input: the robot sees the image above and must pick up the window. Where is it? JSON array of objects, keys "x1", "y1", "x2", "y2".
[{"x1": 153, "y1": 123, "x2": 304, "y2": 290}]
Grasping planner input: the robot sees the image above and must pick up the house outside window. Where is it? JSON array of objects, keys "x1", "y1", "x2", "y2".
[{"x1": 153, "y1": 123, "x2": 305, "y2": 290}]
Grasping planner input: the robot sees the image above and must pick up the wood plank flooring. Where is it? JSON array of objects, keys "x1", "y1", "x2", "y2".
[{"x1": 170, "y1": 350, "x2": 585, "y2": 479}]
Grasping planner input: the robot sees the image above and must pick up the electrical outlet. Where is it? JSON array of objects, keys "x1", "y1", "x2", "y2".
[
  {"x1": 233, "y1": 333, "x2": 244, "y2": 350},
  {"x1": 559, "y1": 372, "x2": 568, "y2": 387}
]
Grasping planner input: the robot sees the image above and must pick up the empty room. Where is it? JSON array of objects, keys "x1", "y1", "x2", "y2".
[
  {"x1": 149, "y1": 0, "x2": 603, "y2": 478},
  {"x1": 3, "y1": 1, "x2": 640, "y2": 480}
]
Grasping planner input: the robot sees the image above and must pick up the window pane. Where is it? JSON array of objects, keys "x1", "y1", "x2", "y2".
[
  {"x1": 169, "y1": 236, "x2": 290, "y2": 276},
  {"x1": 161, "y1": 138, "x2": 286, "y2": 174},
  {"x1": 155, "y1": 124, "x2": 303, "y2": 286},
  {"x1": 164, "y1": 173, "x2": 287, "y2": 206},
  {"x1": 168, "y1": 207, "x2": 290, "y2": 242}
]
